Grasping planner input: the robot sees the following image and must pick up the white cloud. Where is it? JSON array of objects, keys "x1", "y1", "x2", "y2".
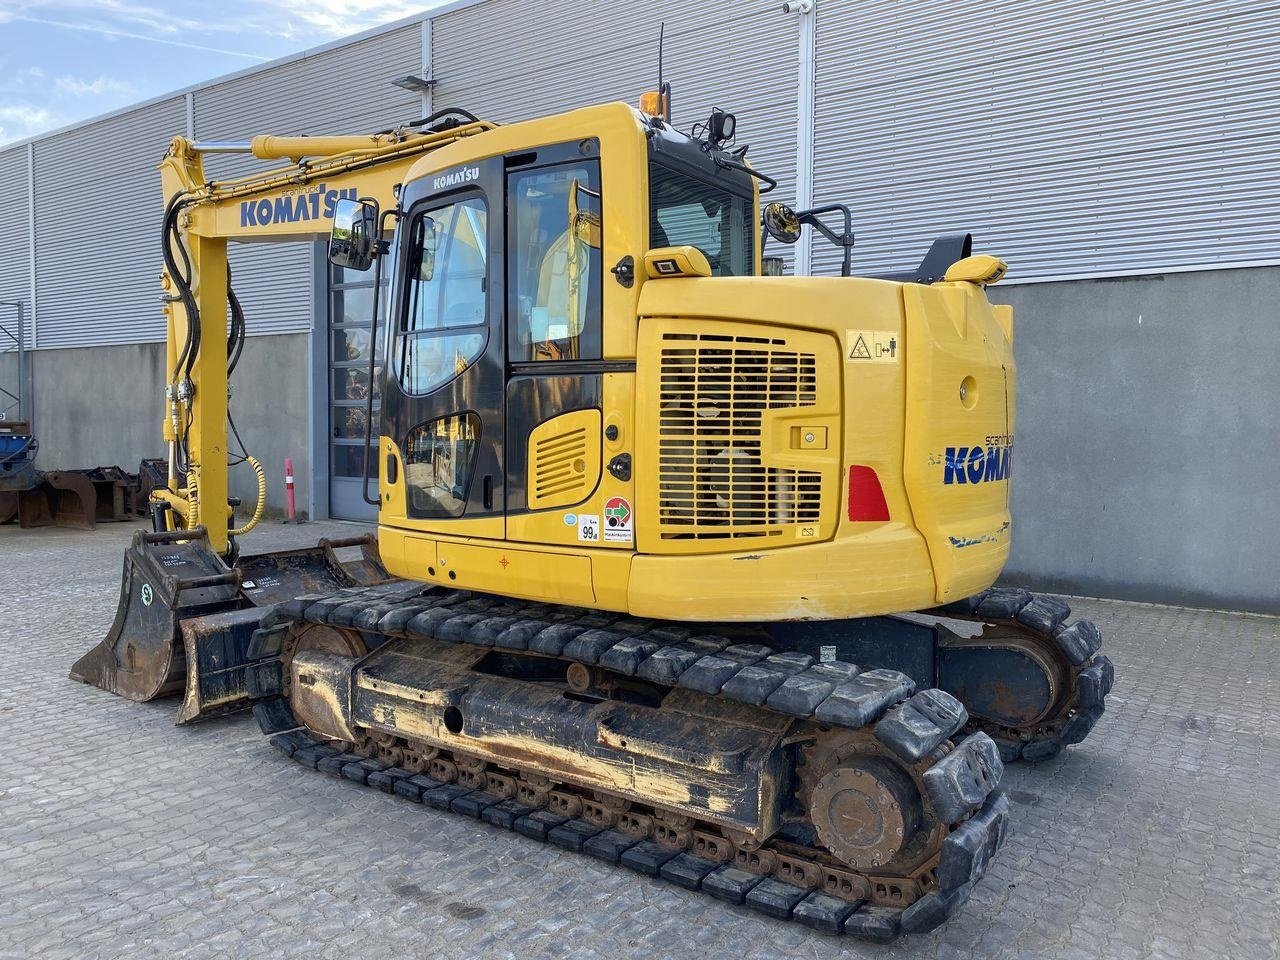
[
  {"x1": 0, "y1": 0, "x2": 441, "y2": 43},
  {"x1": 0, "y1": 104, "x2": 63, "y2": 142},
  {"x1": 253, "y1": 0, "x2": 430, "y2": 39},
  {"x1": 53, "y1": 75, "x2": 138, "y2": 98},
  {"x1": 0, "y1": 0, "x2": 452, "y2": 143}
]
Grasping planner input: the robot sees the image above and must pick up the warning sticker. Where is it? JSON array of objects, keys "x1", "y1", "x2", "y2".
[
  {"x1": 846, "y1": 329, "x2": 899, "y2": 363},
  {"x1": 577, "y1": 514, "x2": 601, "y2": 543},
  {"x1": 603, "y1": 496, "x2": 633, "y2": 543}
]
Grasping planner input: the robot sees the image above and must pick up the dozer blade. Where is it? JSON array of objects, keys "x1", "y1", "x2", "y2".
[{"x1": 69, "y1": 528, "x2": 391, "y2": 723}]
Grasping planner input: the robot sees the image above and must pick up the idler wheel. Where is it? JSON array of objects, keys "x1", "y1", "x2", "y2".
[{"x1": 809, "y1": 758, "x2": 924, "y2": 871}]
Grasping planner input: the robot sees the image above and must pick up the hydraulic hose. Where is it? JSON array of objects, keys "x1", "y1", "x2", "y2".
[
  {"x1": 186, "y1": 473, "x2": 199, "y2": 529},
  {"x1": 229, "y1": 455, "x2": 266, "y2": 536}
]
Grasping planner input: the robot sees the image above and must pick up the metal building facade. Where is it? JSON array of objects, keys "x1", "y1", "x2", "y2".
[
  {"x1": 6, "y1": 0, "x2": 1278, "y2": 349},
  {"x1": 809, "y1": 0, "x2": 1280, "y2": 281},
  {"x1": 0, "y1": 147, "x2": 31, "y2": 348},
  {"x1": 1, "y1": 0, "x2": 1277, "y2": 610}
]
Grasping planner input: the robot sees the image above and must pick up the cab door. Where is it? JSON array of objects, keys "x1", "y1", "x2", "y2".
[
  {"x1": 379, "y1": 156, "x2": 506, "y2": 539},
  {"x1": 502, "y1": 142, "x2": 613, "y2": 546}
]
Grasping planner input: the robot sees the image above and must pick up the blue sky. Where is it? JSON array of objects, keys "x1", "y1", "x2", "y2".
[{"x1": 0, "y1": 1, "x2": 448, "y2": 145}]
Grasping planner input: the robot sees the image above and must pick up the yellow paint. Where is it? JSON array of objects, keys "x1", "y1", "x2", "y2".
[
  {"x1": 943, "y1": 254, "x2": 1008, "y2": 285},
  {"x1": 155, "y1": 97, "x2": 1015, "y2": 619},
  {"x1": 526, "y1": 409, "x2": 602, "y2": 511},
  {"x1": 643, "y1": 245, "x2": 713, "y2": 279}
]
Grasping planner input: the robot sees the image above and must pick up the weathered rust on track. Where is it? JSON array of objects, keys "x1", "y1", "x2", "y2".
[
  {"x1": 931, "y1": 588, "x2": 1115, "y2": 762},
  {"x1": 249, "y1": 582, "x2": 1012, "y2": 941}
]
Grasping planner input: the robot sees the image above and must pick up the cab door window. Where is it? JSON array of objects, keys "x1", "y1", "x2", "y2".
[
  {"x1": 508, "y1": 161, "x2": 602, "y2": 362},
  {"x1": 396, "y1": 194, "x2": 488, "y2": 395}
]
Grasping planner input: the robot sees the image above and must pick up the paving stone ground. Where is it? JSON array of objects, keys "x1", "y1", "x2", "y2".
[{"x1": 1, "y1": 519, "x2": 1278, "y2": 960}]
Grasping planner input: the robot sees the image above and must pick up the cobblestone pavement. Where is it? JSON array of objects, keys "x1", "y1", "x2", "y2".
[{"x1": 1, "y1": 519, "x2": 1277, "y2": 960}]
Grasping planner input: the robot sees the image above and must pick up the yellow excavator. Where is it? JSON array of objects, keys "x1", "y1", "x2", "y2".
[{"x1": 70, "y1": 92, "x2": 1112, "y2": 941}]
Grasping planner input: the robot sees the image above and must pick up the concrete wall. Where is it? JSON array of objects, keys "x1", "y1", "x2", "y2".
[
  {"x1": 990, "y1": 267, "x2": 1280, "y2": 614},
  {"x1": 17, "y1": 334, "x2": 311, "y2": 519}
]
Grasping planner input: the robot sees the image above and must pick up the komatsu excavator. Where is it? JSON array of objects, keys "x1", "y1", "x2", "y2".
[{"x1": 70, "y1": 92, "x2": 1113, "y2": 942}]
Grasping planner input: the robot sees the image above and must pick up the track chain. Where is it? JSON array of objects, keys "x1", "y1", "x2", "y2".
[
  {"x1": 935, "y1": 587, "x2": 1115, "y2": 762},
  {"x1": 252, "y1": 581, "x2": 1011, "y2": 942}
]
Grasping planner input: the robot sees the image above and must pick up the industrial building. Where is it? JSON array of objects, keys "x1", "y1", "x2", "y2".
[{"x1": 1, "y1": 0, "x2": 1276, "y2": 612}]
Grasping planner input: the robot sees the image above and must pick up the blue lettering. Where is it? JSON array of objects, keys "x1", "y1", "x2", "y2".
[
  {"x1": 256, "y1": 199, "x2": 272, "y2": 224},
  {"x1": 966, "y1": 448, "x2": 985, "y2": 484},
  {"x1": 273, "y1": 196, "x2": 292, "y2": 222},
  {"x1": 293, "y1": 194, "x2": 310, "y2": 220},
  {"x1": 322, "y1": 189, "x2": 338, "y2": 218},
  {"x1": 308, "y1": 190, "x2": 320, "y2": 219},
  {"x1": 984, "y1": 445, "x2": 1003, "y2": 482},
  {"x1": 942, "y1": 443, "x2": 1013, "y2": 485},
  {"x1": 240, "y1": 200, "x2": 257, "y2": 227}
]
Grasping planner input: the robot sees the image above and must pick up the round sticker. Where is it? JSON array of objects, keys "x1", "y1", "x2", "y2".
[
  {"x1": 140, "y1": 583, "x2": 154, "y2": 606},
  {"x1": 563, "y1": 513, "x2": 578, "y2": 526}
]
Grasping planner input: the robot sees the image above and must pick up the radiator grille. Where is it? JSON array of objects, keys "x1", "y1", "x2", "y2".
[{"x1": 657, "y1": 331, "x2": 822, "y2": 540}]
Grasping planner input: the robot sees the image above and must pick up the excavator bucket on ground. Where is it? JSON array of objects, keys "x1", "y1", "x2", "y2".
[
  {"x1": 1, "y1": 422, "x2": 144, "y2": 529},
  {"x1": 4, "y1": 470, "x2": 98, "y2": 530},
  {"x1": 69, "y1": 527, "x2": 390, "y2": 722}
]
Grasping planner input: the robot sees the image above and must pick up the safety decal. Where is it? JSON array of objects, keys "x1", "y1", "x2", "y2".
[
  {"x1": 845, "y1": 329, "x2": 899, "y2": 363},
  {"x1": 563, "y1": 513, "x2": 578, "y2": 526},
  {"x1": 603, "y1": 496, "x2": 633, "y2": 543},
  {"x1": 577, "y1": 514, "x2": 601, "y2": 542},
  {"x1": 140, "y1": 583, "x2": 154, "y2": 607}
]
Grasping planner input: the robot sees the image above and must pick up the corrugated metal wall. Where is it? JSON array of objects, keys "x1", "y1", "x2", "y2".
[
  {"x1": 17, "y1": 0, "x2": 1280, "y2": 343},
  {"x1": 33, "y1": 98, "x2": 186, "y2": 349},
  {"x1": 431, "y1": 0, "x2": 801, "y2": 203},
  {"x1": 810, "y1": 1, "x2": 1280, "y2": 281},
  {"x1": 0, "y1": 146, "x2": 32, "y2": 348},
  {"x1": 192, "y1": 24, "x2": 423, "y2": 339}
]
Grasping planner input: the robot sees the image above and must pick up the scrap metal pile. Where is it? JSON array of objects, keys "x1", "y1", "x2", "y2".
[{"x1": 0, "y1": 422, "x2": 164, "y2": 530}]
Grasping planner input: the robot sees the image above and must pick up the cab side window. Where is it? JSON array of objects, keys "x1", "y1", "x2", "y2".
[
  {"x1": 508, "y1": 161, "x2": 602, "y2": 363},
  {"x1": 396, "y1": 194, "x2": 488, "y2": 395}
]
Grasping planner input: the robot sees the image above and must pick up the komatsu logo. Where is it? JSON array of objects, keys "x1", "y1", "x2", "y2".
[
  {"x1": 239, "y1": 185, "x2": 359, "y2": 228},
  {"x1": 431, "y1": 166, "x2": 480, "y2": 191},
  {"x1": 943, "y1": 442, "x2": 1013, "y2": 485}
]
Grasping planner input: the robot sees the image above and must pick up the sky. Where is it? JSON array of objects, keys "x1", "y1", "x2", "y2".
[{"x1": 0, "y1": 0, "x2": 448, "y2": 145}]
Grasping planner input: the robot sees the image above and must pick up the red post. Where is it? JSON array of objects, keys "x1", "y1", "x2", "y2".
[{"x1": 284, "y1": 457, "x2": 297, "y2": 523}]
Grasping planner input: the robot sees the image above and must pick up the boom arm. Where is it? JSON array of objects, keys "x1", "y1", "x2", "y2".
[{"x1": 154, "y1": 117, "x2": 494, "y2": 554}]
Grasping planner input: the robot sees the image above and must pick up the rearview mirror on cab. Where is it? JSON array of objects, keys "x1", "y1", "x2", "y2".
[
  {"x1": 762, "y1": 201, "x2": 803, "y2": 245},
  {"x1": 328, "y1": 197, "x2": 380, "y2": 271}
]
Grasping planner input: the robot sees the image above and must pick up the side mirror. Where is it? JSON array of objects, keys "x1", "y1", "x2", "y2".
[
  {"x1": 328, "y1": 198, "x2": 380, "y2": 271},
  {"x1": 417, "y1": 216, "x2": 438, "y2": 282},
  {"x1": 762, "y1": 202, "x2": 803, "y2": 245}
]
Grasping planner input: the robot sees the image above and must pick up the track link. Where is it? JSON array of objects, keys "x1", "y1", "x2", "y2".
[
  {"x1": 250, "y1": 581, "x2": 1011, "y2": 942},
  {"x1": 935, "y1": 587, "x2": 1116, "y2": 762}
]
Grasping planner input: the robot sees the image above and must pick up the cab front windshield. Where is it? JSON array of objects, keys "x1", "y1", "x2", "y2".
[{"x1": 649, "y1": 162, "x2": 754, "y2": 277}]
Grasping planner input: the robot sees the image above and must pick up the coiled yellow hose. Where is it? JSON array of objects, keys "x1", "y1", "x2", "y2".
[
  {"x1": 230, "y1": 455, "x2": 266, "y2": 536},
  {"x1": 187, "y1": 474, "x2": 199, "y2": 528}
]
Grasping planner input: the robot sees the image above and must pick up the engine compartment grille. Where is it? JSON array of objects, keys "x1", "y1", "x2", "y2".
[{"x1": 656, "y1": 331, "x2": 823, "y2": 540}]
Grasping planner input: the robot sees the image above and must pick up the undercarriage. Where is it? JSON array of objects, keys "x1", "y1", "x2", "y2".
[{"x1": 245, "y1": 581, "x2": 1030, "y2": 941}]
